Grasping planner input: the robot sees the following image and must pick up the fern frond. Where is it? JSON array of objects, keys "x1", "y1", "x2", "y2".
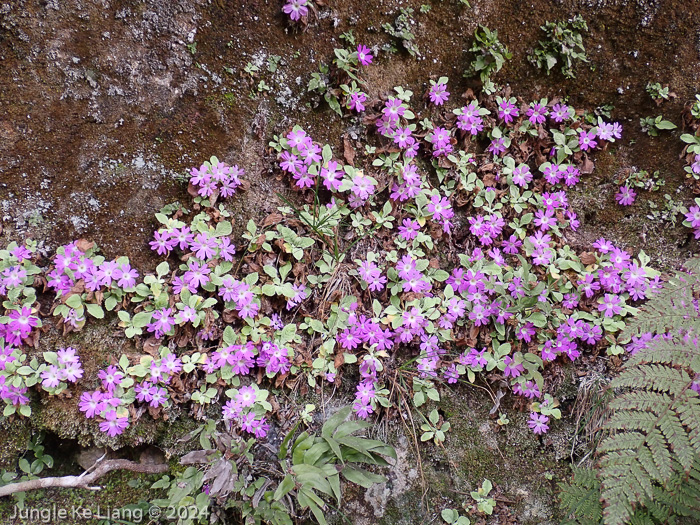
[
  {"x1": 611, "y1": 364, "x2": 690, "y2": 395},
  {"x1": 597, "y1": 432, "x2": 645, "y2": 452},
  {"x1": 627, "y1": 514, "x2": 655, "y2": 525},
  {"x1": 608, "y1": 390, "x2": 672, "y2": 412},
  {"x1": 558, "y1": 466, "x2": 603, "y2": 525},
  {"x1": 677, "y1": 399, "x2": 700, "y2": 449},
  {"x1": 562, "y1": 258, "x2": 700, "y2": 525},
  {"x1": 598, "y1": 329, "x2": 700, "y2": 525}
]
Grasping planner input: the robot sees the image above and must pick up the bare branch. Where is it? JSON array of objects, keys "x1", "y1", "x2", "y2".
[{"x1": 0, "y1": 459, "x2": 168, "y2": 498}]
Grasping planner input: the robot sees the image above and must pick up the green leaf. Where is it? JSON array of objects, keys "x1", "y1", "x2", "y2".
[
  {"x1": 85, "y1": 303, "x2": 104, "y2": 319},
  {"x1": 323, "y1": 436, "x2": 344, "y2": 465},
  {"x1": 442, "y1": 509, "x2": 458, "y2": 523},
  {"x1": 273, "y1": 475, "x2": 295, "y2": 501},
  {"x1": 342, "y1": 466, "x2": 387, "y2": 488},
  {"x1": 334, "y1": 420, "x2": 371, "y2": 439},
  {"x1": 655, "y1": 119, "x2": 677, "y2": 130},
  {"x1": 322, "y1": 406, "x2": 352, "y2": 439},
  {"x1": 18, "y1": 459, "x2": 31, "y2": 474},
  {"x1": 105, "y1": 295, "x2": 118, "y2": 311},
  {"x1": 215, "y1": 221, "x2": 233, "y2": 236},
  {"x1": 65, "y1": 294, "x2": 83, "y2": 309},
  {"x1": 156, "y1": 261, "x2": 170, "y2": 277},
  {"x1": 299, "y1": 489, "x2": 328, "y2": 525},
  {"x1": 131, "y1": 311, "x2": 153, "y2": 328}
]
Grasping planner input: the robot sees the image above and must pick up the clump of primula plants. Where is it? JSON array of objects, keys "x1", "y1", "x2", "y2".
[
  {"x1": 465, "y1": 25, "x2": 511, "y2": 93},
  {"x1": 3, "y1": 43, "x2": 691, "y2": 525},
  {"x1": 613, "y1": 168, "x2": 668, "y2": 209},
  {"x1": 307, "y1": 30, "x2": 373, "y2": 116},
  {"x1": 382, "y1": 7, "x2": 420, "y2": 57},
  {"x1": 681, "y1": 109, "x2": 700, "y2": 186},
  {"x1": 639, "y1": 114, "x2": 677, "y2": 136},
  {"x1": 528, "y1": 15, "x2": 588, "y2": 79},
  {"x1": 645, "y1": 81, "x2": 674, "y2": 105}
]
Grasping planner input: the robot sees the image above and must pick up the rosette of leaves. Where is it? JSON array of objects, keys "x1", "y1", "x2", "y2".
[
  {"x1": 382, "y1": 7, "x2": 420, "y2": 57},
  {"x1": 274, "y1": 405, "x2": 396, "y2": 524},
  {"x1": 528, "y1": 15, "x2": 588, "y2": 79},
  {"x1": 465, "y1": 25, "x2": 511, "y2": 83},
  {"x1": 640, "y1": 115, "x2": 677, "y2": 137}
]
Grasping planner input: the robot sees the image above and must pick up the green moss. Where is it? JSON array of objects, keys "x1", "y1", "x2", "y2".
[{"x1": 0, "y1": 417, "x2": 31, "y2": 470}]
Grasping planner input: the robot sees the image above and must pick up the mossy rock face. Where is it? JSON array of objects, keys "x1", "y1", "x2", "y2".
[
  {"x1": 329, "y1": 387, "x2": 571, "y2": 525},
  {"x1": 0, "y1": 418, "x2": 32, "y2": 471}
]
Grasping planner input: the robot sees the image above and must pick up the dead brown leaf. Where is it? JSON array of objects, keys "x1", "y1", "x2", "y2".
[
  {"x1": 262, "y1": 213, "x2": 283, "y2": 228},
  {"x1": 579, "y1": 252, "x2": 596, "y2": 265},
  {"x1": 581, "y1": 156, "x2": 595, "y2": 174},
  {"x1": 343, "y1": 137, "x2": 355, "y2": 166},
  {"x1": 75, "y1": 239, "x2": 95, "y2": 253},
  {"x1": 143, "y1": 337, "x2": 160, "y2": 357}
]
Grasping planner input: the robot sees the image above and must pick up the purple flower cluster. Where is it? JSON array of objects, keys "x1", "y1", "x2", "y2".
[
  {"x1": 597, "y1": 120, "x2": 623, "y2": 142},
  {"x1": 578, "y1": 129, "x2": 597, "y2": 151},
  {"x1": 356, "y1": 45, "x2": 373, "y2": 66},
  {"x1": 427, "y1": 194, "x2": 454, "y2": 233},
  {"x1": 685, "y1": 204, "x2": 700, "y2": 239},
  {"x1": 40, "y1": 347, "x2": 83, "y2": 390},
  {"x1": 497, "y1": 96, "x2": 519, "y2": 124},
  {"x1": 189, "y1": 159, "x2": 243, "y2": 200},
  {"x1": 0, "y1": 374, "x2": 29, "y2": 407},
  {"x1": 377, "y1": 98, "x2": 420, "y2": 158},
  {"x1": 348, "y1": 91, "x2": 368, "y2": 113},
  {"x1": 278, "y1": 127, "x2": 377, "y2": 207},
  {"x1": 223, "y1": 384, "x2": 270, "y2": 438},
  {"x1": 690, "y1": 155, "x2": 700, "y2": 177},
  {"x1": 487, "y1": 136, "x2": 508, "y2": 157},
  {"x1": 338, "y1": 310, "x2": 394, "y2": 352},
  {"x1": 353, "y1": 352, "x2": 384, "y2": 419},
  {"x1": 426, "y1": 127, "x2": 453, "y2": 157},
  {"x1": 219, "y1": 276, "x2": 259, "y2": 318},
  {"x1": 416, "y1": 335, "x2": 447, "y2": 378},
  {"x1": 428, "y1": 78, "x2": 450, "y2": 106},
  {"x1": 48, "y1": 242, "x2": 139, "y2": 296},
  {"x1": 396, "y1": 255, "x2": 432, "y2": 295},
  {"x1": 513, "y1": 380, "x2": 541, "y2": 399},
  {"x1": 455, "y1": 101, "x2": 486, "y2": 135},
  {"x1": 147, "y1": 308, "x2": 176, "y2": 339},
  {"x1": 357, "y1": 259, "x2": 387, "y2": 292},
  {"x1": 78, "y1": 352, "x2": 182, "y2": 436},
  {"x1": 615, "y1": 186, "x2": 636, "y2": 206},
  {"x1": 79, "y1": 390, "x2": 129, "y2": 436},
  {"x1": 540, "y1": 163, "x2": 581, "y2": 187},
  {"x1": 151, "y1": 227, "x2": 236, "y2": 262},
  {"x1": 211, "y1": 340, "x2": 292, "y2": 377},
  {"x1": 550, "y1": 103, "x2": 573, "y2": 122},
  {"x1": 528, "y1": 412, "x2": 549, "y2": 434},
  {"x1": 0, "y1": 245, "x2": 34, "y2": 298},
  {"x1": 577, "y1": 238, "x2": 657, "y2": 304},
  {"x1": 390, "y1": 163, "x2": 423, "y2": 202},
  {"x1": 468, "y1": 213, "x2": 505, "y2": 246},
  {"x1": 1, "y1": 306, "x2": 39, "y2": 347},
  {"x1": 526, "y1": 101, "x2": 549, "y2": 125},
  {"x1": 0, "y1": 341, "x2": 30, "y2": 406}
]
